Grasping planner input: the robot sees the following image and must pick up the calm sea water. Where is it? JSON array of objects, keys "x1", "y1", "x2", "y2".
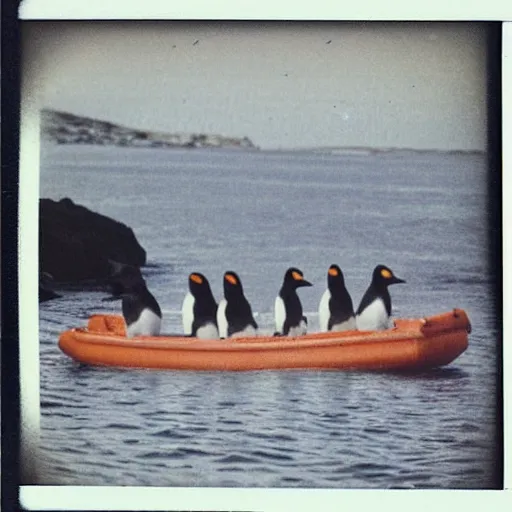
[{"x1": 38, "y1": 144, "x2": 498, "y2": 488}]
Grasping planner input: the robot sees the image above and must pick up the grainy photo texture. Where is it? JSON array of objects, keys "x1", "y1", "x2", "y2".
[{"x1": 27, "y1": 21, "x2": 499, "y2": 489}]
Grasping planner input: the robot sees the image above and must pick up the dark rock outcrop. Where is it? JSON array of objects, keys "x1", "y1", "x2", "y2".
[
  {"x1": 39, "y1": 287, "x2": 61, "y2": 302},
  {"x1": 40, "y1": 198, "x2": 146, "y2": 286},
  {"x1": 39, "y1": 272, "x2": 62, "y2": 302}
]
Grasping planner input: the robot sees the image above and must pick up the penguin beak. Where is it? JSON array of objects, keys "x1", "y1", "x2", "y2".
[
  {"x1": 300, "y1": 279, "x2": 313, "y2": 287},
  {"x1": 391, "y1": 276, "x2": 406, "y2": 284}
]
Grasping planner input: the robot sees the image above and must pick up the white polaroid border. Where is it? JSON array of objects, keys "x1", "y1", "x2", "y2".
[
  {"x1": 17, "y1": 1, "x2": 511, "y2": 510},
  {"x1": 16, "y1": 0, "x2": 512, "y2": 21}
]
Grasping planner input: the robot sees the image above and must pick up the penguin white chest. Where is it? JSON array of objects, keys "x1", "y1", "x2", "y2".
[
  {"x1": 318, "y1": 289, "x2": 331, "y2": 332},
  {"x1": 274, "y1": 296, "x2": 286, "y2": 334},
  {"x1": 330, "y1": 316, "x2": 357, "y2": 332},
  {"x1": 216, "y1": 299, "x2": 228, "y2": 338},
  {"x1": 356, "y1": 299, "x2": 393, "y2": 331},
  {"x1": 181, "y1": 292, "x2": 195, "y2": 335},
  {"x1": 287, "y1": 319, "x2": 307, "y2": 337},
  {"x1": 126, "y1": 308, "x2": 161, "y2": 338},
  {"x1": 230, "y1": 324, "x2": 258, "y2": 338},
  {"x1": 196, "y1": 323, "x2": 220, "y2": 340}
]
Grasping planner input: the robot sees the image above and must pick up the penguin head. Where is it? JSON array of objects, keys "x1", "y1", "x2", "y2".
[
  {"x1": 188, "y1": 272, "x2": 213, "y2": 296},
  {"x1": 327, "y1": 264, "x2": 346, "y2": 288},
  {"x1": 283, "y1": 267, "x2": 312, "y2": 289},
  {"x1": 372, "y1": 265, "x2": 405, "y2": 287},
  {"x1": 104, "y1": 260, "x2": 146, "y2": 300},
  {"x1": 223, "y1": 271, "x2": 244, "y2": 298}
]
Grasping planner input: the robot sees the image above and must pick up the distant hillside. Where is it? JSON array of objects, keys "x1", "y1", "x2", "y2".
[
  {"x1": 41, "y1": 109, "x2": 257, "y2": 150},
  {"x1": 302, "y1": 146, "x2": 485, "y2": 156}
]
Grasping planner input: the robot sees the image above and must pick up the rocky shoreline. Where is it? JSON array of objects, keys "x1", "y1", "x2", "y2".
[
  {"x1": 41, "y1": 109, "x2": 257, "y2": 150},
  {"x1": 40, "y1": 198, "x2": 147, "y2": 291}
]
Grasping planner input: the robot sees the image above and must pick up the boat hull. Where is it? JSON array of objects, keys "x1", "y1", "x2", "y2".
[{"x1": 58, "y1": 309, "x2": 470, "y2": 371}]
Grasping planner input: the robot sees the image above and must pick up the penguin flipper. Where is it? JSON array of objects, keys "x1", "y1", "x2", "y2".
[{"x1": 300, "y1": 315, "x2": 308, "y2": 335}]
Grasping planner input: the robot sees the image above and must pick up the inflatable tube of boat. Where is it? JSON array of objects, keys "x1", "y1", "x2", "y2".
[{"x1": 58, "y1": 309, "x2": 470, "y2": 372}]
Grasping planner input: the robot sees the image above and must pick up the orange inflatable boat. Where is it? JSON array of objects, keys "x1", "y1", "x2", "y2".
[{"x1": 58, "y1": 309, "x2": 470, "y2": 371}]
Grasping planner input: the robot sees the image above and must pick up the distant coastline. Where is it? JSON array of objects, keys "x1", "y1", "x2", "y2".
[
  {"x1": 286, "y1": 146, "x2": 485, "y2": 156},
  {"x1": 41, "y1": 109, "x2": 484, "y2": 156},
  {"x1": 41, "y1": 109, "x2": 257, "y2": 150}
]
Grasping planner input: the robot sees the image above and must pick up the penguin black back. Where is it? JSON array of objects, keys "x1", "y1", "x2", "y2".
[
  {"x1": 121, "y1": 280, "x2": 162, "y2": 326},
  {"x1": 223, "y1": 271, "x2": 258, "y2": 337},
  {"x1": 188, "y1": 272, "x2": 218, "y2": 335},
  {"x1": 356, "y1": 264, "x2": 405, "y2": 331},
  {"x1": 276, "y1": 267, "x2": 312, "y2": 335},
  {"x1": 107, "y1": 261, "x2": 162, "y2": 336},
  {"x1": 356, "y1": 264, "x2": 404, "y2": 317},
  {"x1": 326, "y1": 264, "x2": 354, "y2": 330}
]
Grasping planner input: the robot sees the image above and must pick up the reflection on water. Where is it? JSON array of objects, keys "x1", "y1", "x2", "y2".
[
  {"x1": 38, "y1": 145, "x2": 498, "y2": 488},
  {"x1": 386, "y1": 367, "x2": 470, "y2": 380}
]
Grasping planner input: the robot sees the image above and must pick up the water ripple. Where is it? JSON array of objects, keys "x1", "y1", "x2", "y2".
[{"x1": 38, "y1": 148, "x2": 498, "y2": 489}]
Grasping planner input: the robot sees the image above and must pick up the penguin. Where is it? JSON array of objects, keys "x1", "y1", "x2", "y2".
[
  {"x1": 318, "y1": 264, "x2": 356, "y2": 332},
  {"x1": 181, "y1": 272, "x2": 219, "y2": 339},
  {"x1": 216, "y1": 271, "x2": 258, "y2": 338},
  {"x1": 274, "y1": 267, "x2": 312, "y2": 336},
  {"x1": 355, "y1": 264, "x2": 405, "y2": 331},
  {"x1": 104, "y1": 261, "x2": 162, "y2": 338}
]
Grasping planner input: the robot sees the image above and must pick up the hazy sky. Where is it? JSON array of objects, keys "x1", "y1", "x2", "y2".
[{"x1": 23, "y1": 22, "x2": 487, "y2": 150}]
